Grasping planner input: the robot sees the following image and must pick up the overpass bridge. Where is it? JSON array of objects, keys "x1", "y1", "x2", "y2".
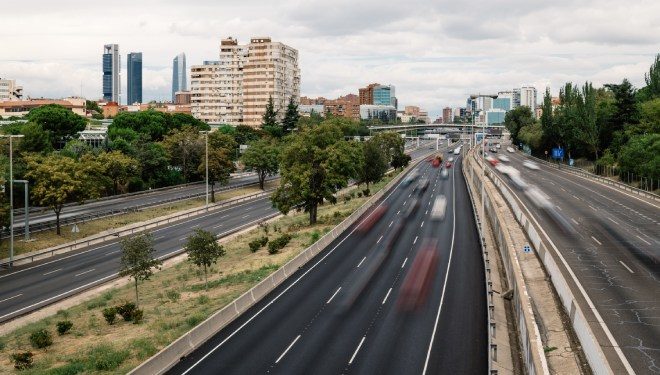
[{"x1": 367, "y1": 123, "x2": 505, "y2": 133}]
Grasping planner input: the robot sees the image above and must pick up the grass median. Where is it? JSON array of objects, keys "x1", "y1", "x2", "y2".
[
  {"x1": 0, "y1": 180, "x2": 279, "y2": 260},
  {"x1": 0, "y1": 172, "x2": 399, "y2": 374}
]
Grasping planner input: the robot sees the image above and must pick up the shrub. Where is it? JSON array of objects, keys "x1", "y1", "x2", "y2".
[
  {"x1": 166, "y1": 289, "x2": 181, "y2": 302},
  {"x1": 258, "y1": 236, "x2": 268, "y2": 246},
  {"x1": 11, "y1": 352, "x2": 33, "y2": 370},
  {"x1": 248, "y1": 239, "x2": 261, "y2": 252},
  {"x1": 357, "y1": 192, "x2": 363, "y2": 198},
  {"x1": 186, "y1": 314, "x2": 204, "y2": 328},
  {"x1": 87, "y1": 344, "x2": 130, "y2": 371},
  {"x1": 308, "y1": 231, "x2": 321, "y2": 246},
  {"x1": 362, "y1": 188, "x2": 370, "y2": 196},
  {"x1": 102, "y1": 307, "x2": 117, "y2": 325},
  {"x1": 56, "y1": 320, "x2": 73, "y2": 335},
  {"x1": 29, "y1": 328, "x2": 53, "y2": 349},
  {"x1": 268, "y1": 234, "x2": 292, "y2": 254},
  {"x1": 49, "y1": 362, "x2": 85, "y2": 375},
  {"x1": 116, "y1": 302, "x2": 137, "y2": 321},
  {"x1": 197, "y1": 295, "x2": 210, "y2": 305},
  {"x1": 131, "y1": 338, "x2": 157, "y2": 360},
  {"x1": 0, "y1": 339, "x2": 5, "y2": 350},
  {"x1": 132, "y1": 309, "x2": 144, "y2": 324}
]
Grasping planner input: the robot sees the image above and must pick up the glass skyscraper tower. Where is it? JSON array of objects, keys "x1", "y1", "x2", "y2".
[
  {"x1": 127, "y1": 52, "x2": 143, "y2": 104},
  {"x1": 172, "y1": 53, "x2": 187, "y2": 102},
  {"x1": 103, "y1": 44, "x2": 120, "y2": 102}
]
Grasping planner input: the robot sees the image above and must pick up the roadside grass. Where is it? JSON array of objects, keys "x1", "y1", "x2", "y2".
[
  {"x1": 0, "y1": 174, "x2": 397, "y2": 374},
  {"x1": 1, "y1": 180, "x2": 278, "y2": 259}
]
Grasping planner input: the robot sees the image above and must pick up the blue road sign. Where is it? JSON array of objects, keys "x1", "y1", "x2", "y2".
[{"x1": 551, "y1": 148, "x2": 564, "y2": 159}]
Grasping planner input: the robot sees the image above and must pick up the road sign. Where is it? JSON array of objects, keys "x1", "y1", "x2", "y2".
[
  {"x1": 71, "y1": 224, "x2": 80, "y2": 233},
  {"x1": 551, "y1": 148, "x2": 564, "y2": 159},
  {"x1": 523, "y1": 244, "x2": 532, "y2": 253}
]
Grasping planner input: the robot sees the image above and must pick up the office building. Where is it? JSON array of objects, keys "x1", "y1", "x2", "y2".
[
  {"x1": 373, "y1": 85, "x2": 397, "y2": 108},
  {"x1": 127, "y1": 52, "x2": 142, "y2": 104},
  {"x1": 493, "y1": 97, "x2": 511, "y2": 111},
  {"x1": 443, "y1": 107, "x2": 453, "y2": 123},
  {"x1": 172, "y1": 53, "x2": 187, "y2": 102},
  {"x1": 0, "y1": 78, "x2": 22, "y2": 101},
  {"x1": 512, "y1": 88, "x2": 521, "y2": 108},
  {"x1": 359, "y1": 104, "x2": 396, "y2": 122},
  {"x1": 520, "y1": 86, "x2": 537, "y2": 116},
  {"x1": 486, "y1": 109, "x2": 506, "y2": 125},
  {"x1": 103, "y1": 44, "x2": 120, "y2": 102}
]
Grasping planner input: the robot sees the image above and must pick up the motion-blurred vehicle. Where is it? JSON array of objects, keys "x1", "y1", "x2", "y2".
[
  {"x1": 507, "y1": 147, "x2": 515, "y2": 153},
  {"x1": 485, "y1": 155, "x2": 499, "y2": 166},
  {"x1": 496, "y1": 143, "x2": 501, "y2": 149},
  {"x1": 448, "y1": 156, "x2": 454, "y2": 162},
  {"x1": 497, "y1": 165, "x2": 527, "y2": 190},
  {"x1": 440, "y1": 168, "x2": 449, "y2": 179},
  {"x1": 497, "y1": 155, "x2": 510, "y2": 162},
  {"x1": 404, "y1": 170, "x2": 420, "y2": 185},
  {"x1": 357, "y1": 205, "x2": 388, "y2": 233},
  {"x1": 397, "y1": 239, "x2": 439, "y2": 312},
  {"x1": 406, "y1": 197, "x2": 421, "y2": 218},
  {"x1": 453, "y1": 146, "x2": 461, "y2": 155},
  {"x1": 430, "y1": 195, "x2": 447, "y2": 220},
  {"x1": 489, "y1": 147, "x2": 498, "y2": 153},
  {"x1": 445, "y1": 161, "x2": 452, "y2": 168},
  {"x1": 416, "y1": 177, "x2": 430, "y2": 193},
  {"x1": 524, "y1": 186, "x2": 576, "y2": 235},
  {"x1": 523, "y1": 160, "x2": 540, "y2": 170}
]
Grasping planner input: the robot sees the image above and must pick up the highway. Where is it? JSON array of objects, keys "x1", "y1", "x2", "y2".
[
  {"x1": 487, "y1": 146, "x2": 659, "y2": 374},
  {"x1": 0, "y1": 145, "x2": 436, "y2": 324},
  {"x1": 167, "y1": 152, "x2": 487, "y2": 374}
]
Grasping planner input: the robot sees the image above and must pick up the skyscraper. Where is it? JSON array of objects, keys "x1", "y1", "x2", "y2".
[
  {"x1": 172, "y1": 53, "x2": 187, "y2": 102},
  {"x1": 127, "y1": 52, "x2": 142, "y2": 104},
  {"x1": 103, "y1": 44, "x2": 120, "y2": 102},
  {"x1": 520, "y1": 86, "x2": 538, "y2": 116}
]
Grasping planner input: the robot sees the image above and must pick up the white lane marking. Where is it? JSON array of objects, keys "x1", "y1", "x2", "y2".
[
  {"x1": 425, "y1": 209, "x2": 428, "y2": 215},
  {"x1": 403, "y1": 200, "x2": 407, "y2": 205},
  {"x1": 556, "y1": 206, "x2": 562, "y2": 211},
  {"x1": 191, "y1": 224, "x2": 200, "y2": 228},
  {"x1": 401, "y1": 258, "x2": 408, "y2": 268},
  {"x1": 0, "y1": 294, "x2": 22, "y2": 304},
  {"x1": 588, "y1": 205, "x2": 597, "y2": 211},
  {"x1": 275, "y1": 335, "x2": 301, "y2": 364},
  {"x1": 43, "y1": 268, "x2": 62, "y2": 276},
  {"x1": 74, "y1": 269, "x2": 95, "y2": 277},
  {"x1": 326, "y1": 287, "x2": 341, "y2": 304},
  {"x1": 409, "y1": 193, "x2": 412, "y2": 198},
  {"x1": 388, "y1": 221, "x2": 393, "y2": 228},
  {"x1": 104, "y1": 250, "x2": 120, "y2": 256},
  {"x1": 382, "y1": 288, "x2": 393, "y2": 305},
  {"x1": 154, "y1": 236, "x2": 165, "y2": 241},
  {"x1": 635, "y1": 235, "x2": 651, "y2": 245},
  {"x1": 179, "y1": 237, "x2": 187, "y2": 241},
  {"x1": 397, "y1": 210, "x2": 401, "y2": 215},
  {"x1": 413, "y1": 236, "x2": 418, "y2": 245},
  {"x1": 349, "y1": 336, "x2": 366, "y2": 365},
  {"x1": 242, "y1": 214, "x2": 250, "y2": 219},
  {"x1": 420, "y1": 221, "x2": 424, "y2": 228},
  {"x1": 619, "y1": 261, "x2": 634, "y2": 274},
  {"x1": 591, "y1": 236, "x2": 602, "y2": 245},
  {"x1": 220, "y1": 214, "x2": 229, "y2": 219},
  {"x1": 571, "y1": 218, "x2": 579, "y2": 225},
  {"x1": 423, "y1": 154, "x2": 457, "y2": 375},
  {"x1": 213, "y1": 223, "x2": 223, "y2": 229},
  {"x1": 357, "y1": 257, "x2": 366, "y2": 268},
  {"x1": 377, "y1": 235, "x2": 383, "y2": 244},
  {"x1": 607, "y1": 217, "x2": 619, "y2": 225},
  {"x1": 245, "y1": 207, "x2": 251, "y2": 211}
]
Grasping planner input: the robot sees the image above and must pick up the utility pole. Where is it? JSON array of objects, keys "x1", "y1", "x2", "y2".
[{"x1": 1, "y1": 134, "x2": 25, "y2": 267}]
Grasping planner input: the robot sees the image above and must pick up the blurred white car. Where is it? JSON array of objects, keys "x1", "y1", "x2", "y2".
[
  {"x1": 523, "y1": 161, "x2": 540, "y2": 170},
  {"x1": 498, "y1": 155, "x2": 510, "y2": 162},
  {"x1": 507, "y1": 147, "x2": 515, "y2": 153},
  {"x1": 430, "y1": 195, "x2": 447, "y2": 220}
]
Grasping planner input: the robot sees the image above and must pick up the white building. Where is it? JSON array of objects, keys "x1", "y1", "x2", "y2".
[
  {"x1": 0, "y1": 79, "x2": 23, "y2": 101},
  {"x1": 520, "y1": 86, "x2": 537, "y2": 115},
  {"x1": 360, "y1": 105, "x2": 397, "y2": 122},
  {"x1": 190, "y1": 61, "x2": 224, "y2": 124}
]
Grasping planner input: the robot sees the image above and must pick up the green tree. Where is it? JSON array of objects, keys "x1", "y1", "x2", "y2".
[
  {"x1": 359, "y1": 139, "x2": 387, "y2": 188},
  {"x1": 272, "y1": 122, "x2": 360, "y2": 224},
  {"x1": 605, "y1": 79, "x2": 639, "y2": 129},
  {"x1": 24, "y1": 154, "x2": 101, "y2": 234},
  {"x1": 198, "y1": 148, "x2": 235, "y2": 202},
  {"x1": 391, "y1": 152, "x2": 411, "y2": 170},
  {"x1": 134, "y1": 139, "x2": 172, "y2": 188},
  {"x1": 505, "y1": 106, "x2": 535, "y2": 145},
  {"x1": 19, "y1": 122, "x2": 52, "y2": 154},
  {"x1": 96, "y1": 151, "x2": 141, "y2": 195},
  {"x1": 282, "y1": 97, "x2": 300, "y2": 134},
  {"x1": 208, "y1": 131, "x2": 238, "y2": 160},
  {"x1": 576, "y1": 82, "x2": 600, "y2": 159},
  {"x1": 162, "y1": 126, "x2": 204, "y2": 182},
  {"x1": 241, "y1": 138, "x2": 280, "y2": 190},
  {"x1": 618, "y1": 134, "x2": 660, "y2": 182},
  {"x1": 233, "y1": 125, "x2": 262, "y2": 145},
  {"x1": 261, "y1": 96, "x2": 281, "y2": 137},
  {"x1": 27, "y1": 104, "x2": 87, "y2": 149},
  {"x1": 370, "y1": 132, "x2": 405, "y2": 166},
  {"x1": 644, "y1": 53, "x2": 660, "y2": 99},
  {"x1": 185, "y1": 229, "x2": 225, "y2": 290},
  {"x1": 119, "y1": 233, "x2": 162, "y2": 306},
  {"x1": 518, "y1": 123, "x2": 544, "y2": 151},
  {"x1": 60, "y1": 139, "x2": 92, "y2": 160}
]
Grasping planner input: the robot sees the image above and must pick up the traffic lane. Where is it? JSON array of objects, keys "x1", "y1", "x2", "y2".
[
  {"x1": 167, "y1": 163, "x2": 432, "y2": 375},
  {"x1": 489, "y1": 158, "x2": 658, "y2": 373},
  {"x1": 0, "y1": 198, "x2": 278, "y2": 322}
]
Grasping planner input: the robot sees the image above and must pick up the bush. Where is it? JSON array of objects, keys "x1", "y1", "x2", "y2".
[
  {"x1": 49, "y1": 362, "x2": 85, "y2": 375},
  {"x1": 362, "y1": 188, "x2": 370, "y2": 196},
  {"x1": 87, "y1": 344, "x2": 130, "y2": 371},
  {"x1": 357, "y1": 192, "x2": 363, "y2": 198},
  {"x1": 29, "y1": 328, "x2": 53, "y2": 349},
  {"x1": 11, "y1": 352, "x2": 34, "y2": 370},
  {"x1": 132, "y1": 309, "x2": 144, "y2": 324},
  {"x1": 166, "y1": 289, "x2": 181, "y2": 302},
  {"x1": 102, "y1": 307, "x2": 117, "y2": 325},
  {"x1": 258, "y1": 236, "x2": 268, "y2": 246},
  {"x1": 248, "y1": 239, "x2": 261, "y2": 252},
  {"x1": 56, "y1": 320, "x2": 73, "y2": 335},
  {"x1": 116, "y1": 302, "x2": 137, "y2": 321},
  {"x1": 268, "y1": 234, "x2": 292, "y2": 254},
  {"x1": 186, "y1": 314, "x2": 204, "y2": 328},
  {"x1": 308, "y1": 230, "x2": 321, "y2": 246},
  {"x1": 197, "y1": 295, "x2": 210, "y2": 305}
]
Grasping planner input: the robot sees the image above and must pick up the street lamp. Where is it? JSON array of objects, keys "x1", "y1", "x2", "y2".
[
  {"x1": 469, "y1": 94, "x2": 497, "y2": 237},
  {"x1": 1, "y1": 134, "x2": 25, "y2": 268},
  {"x1": 200, "y1": 131, "x2": 210, "y2": 209},
  {"x1": 13, "y1": 180, "x2": 29, "y2": 241}
]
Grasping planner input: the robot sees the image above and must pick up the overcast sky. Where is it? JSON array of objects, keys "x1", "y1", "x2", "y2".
[{"x1": 1, "y1": 0, "x2": 659, "y2": 118}]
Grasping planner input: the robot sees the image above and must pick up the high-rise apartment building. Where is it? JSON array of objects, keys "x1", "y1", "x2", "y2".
[
  {"x1": 172, "y1": 53, "x2": 187, "y2": 102},
  {"x1": 404, "y1": 106, "x2": 420, "y2": 117},
  {"x1": 358, "y1": 83, "x2": 379, "y2": 105},
  {"x1": 127, "y1": 52, "x2": 142, "y2": 104},
  {"x1": 443, "y1": 107, "x2": 453, "y2": 123},
  {"x1": 0, "y1": 78, "x2": 23, "y2": 101},
  {"x1": 520, "y1": 86, "x2": 537, "y2": 115},
  {"x1": 512, "y1": 88, "x2": 521, "y2": 108},
  {"x1": 190, "y1": 37, "x2": 299, "y2": 126},
  {"x1": 103, "y1": 44, "x2": 120, "y2": 102}
]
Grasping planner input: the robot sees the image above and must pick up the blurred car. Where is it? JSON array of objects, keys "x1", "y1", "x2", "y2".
[
  {"x1": 523, "y1": 160, "x2": 540, "y2": 170},
  {"x1": 496, "y1": 144, "x2": 501, "y2": 149},
  {"x1": 357, "y1": 205, "x2": 388, "y2": 233},
  {"x1": 445, "y1": 161, "x2": 452, "y2": 168},
  {"x1": 497, "y1": 165, "x2": 528, "y2": 190},
  {"x1": 497, "y1": 155, "x2": 510, "y2": 162},
  {"x1": 448, "y1": 156, "x2": 454, "y2": 162},
  {"x1": 430, "y1": 195, "x2": 447, "y2": 220},
  {"x1": 489, "y1": 147, "x2": 498, "y2": 153},
  {"x1": 485, "y1": 155, "x2": 499, "y2": 166},
  {"x1": 406, "y1": 197, "x2": 421, "y2": 218},
  {"x1": 404, "y1": 170, "x2": 420, "y2": 185},
  {"x1": 397, "y1": 239, "x2": 439, "y2": 312},
  {"x1": 416, "y1": 177, "x2": 430, "y2": 193},
  {"x1": 432, "y1": 159, "x2": 440, "y2": 168},
  {"x1": 440, "y1": 168, "x2": 449, "y2": 179},
  {"x1": 507, "y1": 147, "x2": 515, "y2": 153}
]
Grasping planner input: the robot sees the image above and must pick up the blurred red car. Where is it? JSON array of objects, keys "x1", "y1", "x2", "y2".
[
  {"x1": 432, "y1": 159, "x2": 440, "y2": 168},
  {"x1": 397, "y1": 239, "x2": 440, "y2": 312},
  {"x1": 445, "y1": 161, "x2": 452, "y2": 168},
  {"x1": 357, "y1": 205, "x2": 388, "y2": 233}
]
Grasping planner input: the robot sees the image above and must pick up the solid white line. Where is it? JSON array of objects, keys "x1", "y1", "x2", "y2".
[
  {"x1": 349, "y1": 336, "x2": 366, "y2": 365},
  {"x1": 591, "y1": 236, "x2": 602, "y2": 245},
  {"x1": 588, "y1": 205, "x2": 597, "y2": 211},
  {"x1": 377, "y1": 235, "x2": 383, "y2": 244},
  {"x1": 0, "y1": 294, "x2": 22, "y2": 304},
  {"x1": 413, "y1": 236, "x2": 418, "y2": 244},
  {"x1": 607, "y1": 217, "x2": 619, "y2": 225},
  {"x1": 556, "y1": 205, "x2": 562, "y2": 211},
  {"x1": 105, "y1": 250, "x2": 120, "y2": 256},
  {"x1": 43, "y1": 268, "x2": 62, "y2": 276},
  {"x1": 154, "y1": 236, "x2": 165, "y2": 241},
  {"x1": 619, "y1": 261, "x2": 634, "y2": 274},
  {"x1": 425, "y1": 209, "x2": 428, "y2": 215},
  {"x1": 74, "y1": 269, "x2": 95, "y2": 277},
  {"x1": 326, "y1": 287, "x2": 341, "y2": 304},
  {"x1": 401, "y1": 258, "x2": 408, "y2": 268},
  {"x1": 382, "y1": 288, "x2": 392, "y2": 305},
  {"x1": 636, "y1": 235, "x2": 651, "y2": 245},
  {"x1": 357, "y1": 257, "x2": 366, "y2": 268},
  {"x1": 275, "y1": 335, "x2": 301, "y2": 364}
]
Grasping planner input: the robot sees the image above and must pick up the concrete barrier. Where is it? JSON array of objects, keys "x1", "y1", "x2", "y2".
[{"x1": 130, "y1": 157, "x2": 425, "y2": 375}]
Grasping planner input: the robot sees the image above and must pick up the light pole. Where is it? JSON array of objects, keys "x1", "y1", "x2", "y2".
[
  {"x1": 1, "y1": 134, "x2": 24, "y2": 267},
  {"x1": 14, "y1": 180, "x2": 29, "y2": 241},
  {"x1": 200, "y1": 131, "x2": 210, "y2": 209},
  {"x1": 469, "y1": 94, "x2": 497, "y2": 235}
]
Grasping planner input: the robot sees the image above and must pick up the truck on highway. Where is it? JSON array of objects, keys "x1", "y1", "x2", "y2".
[{"x1": 453, "y1": 146, "x2": 462, "y2": 155}]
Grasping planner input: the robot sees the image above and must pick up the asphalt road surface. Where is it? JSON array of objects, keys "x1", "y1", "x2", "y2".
[
  {"x1": 168, "y1": 152, "x2": 487, "y2": 375},
  {"x1": 488, "y1": 146, "x2": 659, "y2": 374}
]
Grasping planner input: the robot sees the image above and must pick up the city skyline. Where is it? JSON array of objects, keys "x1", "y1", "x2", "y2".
[{"x1": 1, "y1": 1, "x2": 659, "y2": 118}]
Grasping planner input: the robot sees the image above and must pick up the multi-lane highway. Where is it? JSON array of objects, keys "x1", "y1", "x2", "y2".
[
  {"x1": 167, "y1": 153, "x2": 487, "y2": 374},
  {"x1": 488, "y1": 146, "x2": 659, "y2": 374}
]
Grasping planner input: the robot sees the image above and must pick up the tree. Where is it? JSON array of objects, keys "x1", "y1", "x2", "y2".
[
  {"x1": 185, "y1": 229, "x2": 225, "y2": 290},
  {"x1": 576, "y1": 82, "x2": 600, "y2": 159},
  {"x1": 134, "y1": 139, "x2": 172, "y2": 188},
  {"x1": 162, "y1": 126, "x2": 204, "y2": 182},
  {"x1": 60, "y1": 139, "x2": 92, "y2": 160},
  {"x1": 605, "y1": 79, "x2": 639, "y2": 129},
  {"x1": 241, "y1": 138, "x2": 280, "y2": 190},
  {"x1": 261, "y1": 96, "x2": 281, "y2": 137},
  {"x1": 233, "y1": 125, "x2": 262, "y2": 146},
  {"x1": 359, "y1": 139, "x2": 387, "y2": 188},
  {"x1": 505, "y1": 106, "x2": 535, "y2": 145},
  {"x1": 24, "y1": 154, "x2": 101, "y2": 234},
  {"x1": 391, "y1": 153, "x2": 411, "y2": 170},
  {"x1": 19, "y1": 122, "x2": 52, "y2": 154},
  {"x1": 96, "y1": 151, "x2": 141, "y2": 195},
  {"x1": 198, "y1": 148, "x2": 235, "y2": 202},
  {"x1": 518, "y1": 123, "x2": 543, "y2": 151},
  {"x1": 272, "y1": 122, "x2": 360, "y2": 224},
  {"x1": 27, "y1": 104, "x2": 87, "y2": 149},
  {"x1": 282, "y1": 97, "x2": 300, "y2": 134},
  {"x1": 119, "y1": 233, "x2": 161, "y2": 306},
  {"x1": 208, "y1": 131, "x2": 238, "y2": 160},
  {"x1": 644, "y1": 53, "x2": 660, "y2": 99},
  {"x1": 370, "y1": 132, "x2": 405, "y2": 166},
  {"x1": 617, "y1": 134, "x2": 660, "y2": 182}
]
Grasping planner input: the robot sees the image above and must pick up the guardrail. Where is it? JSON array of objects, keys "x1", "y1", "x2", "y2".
[
  {"x1": 476, "y1": 153, "x2": 614, "y2": 374},
  {"x1": 130, "y1": 157, "x2": 425, "y2": 375},
  {"x1": 464, "y1": 151, "x2": 549, "y2": 375},
  {"x1": 0, "y1": 190, "x2": 273, "y2": 268}
]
